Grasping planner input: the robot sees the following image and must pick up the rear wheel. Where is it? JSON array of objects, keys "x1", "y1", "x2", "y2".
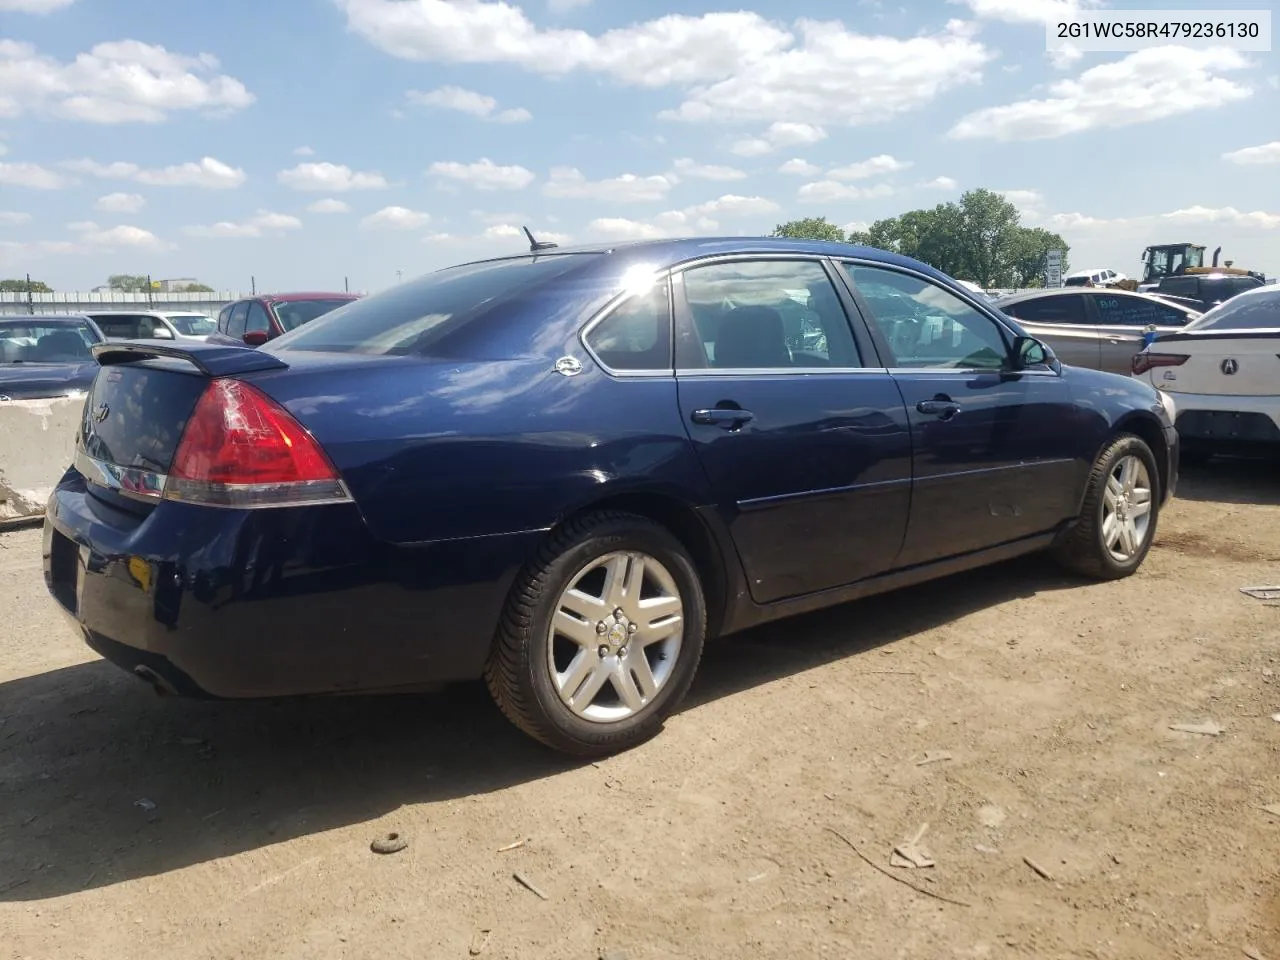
[
  {"x1": 485, "y1": 511, "x2": 706, "y2": 757},
  {"x1": 1054, "y1": 433, "x2": 1161, "y2": 580}
]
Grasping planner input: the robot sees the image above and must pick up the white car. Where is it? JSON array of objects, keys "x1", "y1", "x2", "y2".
[
  {"x1": 1132, "y1": 284, "x2": 1280, "y2": 463},
  {"x1": 84, "y1": 310, "x2": 217, "y2": 342},
  {"x1": 1065, "y1": 268, "x2": 1129, "y2": 288}
]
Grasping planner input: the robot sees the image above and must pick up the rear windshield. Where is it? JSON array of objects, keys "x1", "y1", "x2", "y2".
[
  {"x1": 272, "y1": 299, "x2": 356, "y2": 332},
  {"x1": 269, "y1": 255, "x2": 598, "y2": 355},
  {"x1": 1185, "y1": 288, "x2": 1280, "y2": 331}
]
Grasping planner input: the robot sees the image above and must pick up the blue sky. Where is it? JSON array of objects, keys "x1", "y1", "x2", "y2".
[{"x1": 1, "y1": 0, "x2": 1277, "y2": 293}]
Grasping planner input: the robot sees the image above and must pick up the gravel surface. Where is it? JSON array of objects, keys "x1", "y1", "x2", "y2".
[{"x1": 2, "y1": 461, "x2": 1279, "y2": 959}]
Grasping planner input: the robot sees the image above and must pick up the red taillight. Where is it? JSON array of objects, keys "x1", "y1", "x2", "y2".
[
  {"x1": 165, "y1": 378, "x2": 348, "y2": 508},
  {"x1": 1132, "y1": 352, "x2": 1189, "y2": 376}
]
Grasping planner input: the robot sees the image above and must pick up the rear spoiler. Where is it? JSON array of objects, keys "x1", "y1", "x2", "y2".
[{"x1": 90, "y1": 341, "x2": 289, "y2": 376}]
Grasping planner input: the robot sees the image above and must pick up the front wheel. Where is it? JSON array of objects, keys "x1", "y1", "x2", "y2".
[
  {"x1": 484, "y1": 511, "x2": 707, "y2": 757},
  {"x1": 1054, "y1": 433, "x2": 1161, "y2": 580}
]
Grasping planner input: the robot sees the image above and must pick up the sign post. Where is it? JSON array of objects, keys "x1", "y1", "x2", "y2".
[{"x1": 1045, "y1": 249, "x2": 1063, "y2": 288}]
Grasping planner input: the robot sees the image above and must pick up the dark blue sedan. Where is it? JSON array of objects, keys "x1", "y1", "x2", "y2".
[{"x1": 42, "y1": 238, "x2": 1179, "y2": 756}]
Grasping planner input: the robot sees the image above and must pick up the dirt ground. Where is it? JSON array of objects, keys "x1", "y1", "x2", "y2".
[{"x1": 2, "y1": 461, "x2": 1279, "y2": 960}]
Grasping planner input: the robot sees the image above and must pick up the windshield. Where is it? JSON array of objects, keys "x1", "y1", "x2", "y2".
[
  {"x1": 270, "y1": 255, "x2": 598, "y2": 355},
  {"x1": 1184, "y1": 287, "x2": 1280, "y2": 331},
  {"x1": 164, "y1": 314, "x2": 216, "y2": 336},
  {"x1": 271, "y1": 299, "x2": 357, "y2": 332},
  {"x1": 0, "y1": 320, "x2": 98, "y2": 364}
]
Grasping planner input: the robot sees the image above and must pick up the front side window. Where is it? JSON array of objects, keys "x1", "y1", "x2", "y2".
[
  {"x1": 91, "y1": 314, "x2": 147, "y2": 339},
  {"x1": 1093, "y1": 295, "x2": 1188, "y2": 327},
  {"x1": 1159, "y1": 277, "x2": 1199, "y2": 297},
  {"x1": 271, "y1": 299, "x2": 353, "y2": 333},
  {"x1": 227, "y1": 302, "x2": 249, "y2": 338},
  {"x1": 584, "y1": 279, "x2": 672, "y2": 371},
  {"x1": 245, "y1": 301, "x2": 272, "y2": 335},
  {"x1": 843, "y1": 264, "x2": 1009, "y2": 370},
  {"x1": 678, "y1": 259, "x2": 860, "y2": 369}
]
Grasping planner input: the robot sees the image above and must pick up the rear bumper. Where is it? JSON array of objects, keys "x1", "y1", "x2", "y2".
[
  {"x1": 1166, "y1": 391, "x2": 1280, "y2": 455},
  {"x1": 42, "y1": 471, "x2": 541, "y2": 698}
]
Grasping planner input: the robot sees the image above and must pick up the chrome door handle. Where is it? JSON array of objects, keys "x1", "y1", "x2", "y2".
[
  {"x1": 916, "y1": 398, "x2": 961, "y2": 421},
  {"x1": 691, "y1": 408, "x2": 754, "y2": 430}
]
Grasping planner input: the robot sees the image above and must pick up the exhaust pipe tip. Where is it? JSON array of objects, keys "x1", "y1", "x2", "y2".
[{"x1": 134, "y1": 664, "x2": 177, "y2": 697}]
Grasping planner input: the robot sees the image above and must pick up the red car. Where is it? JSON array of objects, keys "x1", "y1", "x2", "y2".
[{"x1": 214, "y1": 292, "x2": 360, "y2": 346}]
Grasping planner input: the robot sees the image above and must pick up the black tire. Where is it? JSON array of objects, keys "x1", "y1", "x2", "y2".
[
  {"x1": 484, "y1": 510, "x2": 707, "y2": 757},
  {"x1": 1053, "y1": 433, "x2": 1161, "y2": 580}
]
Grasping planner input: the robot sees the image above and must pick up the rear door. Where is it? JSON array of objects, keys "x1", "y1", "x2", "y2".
[
  {"x1": 999, "y1": 294, "x2": 1099, "y2": 369},
  {"x1": 837, "y1": 261, "x2": 1083, "y2": 567},
  {"x1": 1090, "y1": 293, "x2": 1192, "y2": 374},
  {"x1": 672, "y1": 256, "x2": 912, "y2": 603}
]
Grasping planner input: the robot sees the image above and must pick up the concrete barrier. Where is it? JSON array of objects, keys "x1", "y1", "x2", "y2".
[{"x1": 0, "y1": 394, "x2": 85, "y2": 526}]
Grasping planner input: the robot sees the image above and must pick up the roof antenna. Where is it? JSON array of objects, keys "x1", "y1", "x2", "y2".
[{"x1": 523, "y1": 225, "x2": 558, "y2": 252}]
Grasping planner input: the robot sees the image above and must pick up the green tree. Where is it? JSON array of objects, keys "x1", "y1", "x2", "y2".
[
  {"x1": 182, "y1": 283, "x2": 215, "y2": 292},
  {"x1": 770, "y1": 217, "x2": 846, "y2": 242},
  {"x1": 108, "y1": 274, "x2": 151, "y2": 292},
  {"x1": 0, "y1": 278, "x2": 52, "y2": 293},
  {"x1": 821, "y1": 189, "x2": 1068, "y2": 288}
]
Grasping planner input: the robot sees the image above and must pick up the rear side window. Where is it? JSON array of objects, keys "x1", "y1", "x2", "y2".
[
  {"x1": 271, "y1": 299, "x2": 352, "y2": 332},
  {"x1": 273, "y1": 255, "x2": 597, "y2": 355},
  {"x1": 1003, "y1": 295, "x2": 1088, "y2": 325},
  {"x1": 1159, "y1": 277, "x2": 1199, "y2": 297},
  {"x1": 1225, "y1": 277, "x2": 1263, "y2": 297},
  {"x1": 584, "y1": 280, "x2": 672, "y2": 372},
  {"x1": 1187, "y1": 289, "x2": 1280, "y2": 331}
]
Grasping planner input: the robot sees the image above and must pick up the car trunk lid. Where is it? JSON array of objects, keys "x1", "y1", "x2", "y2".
[{"x1": 1150, "y1": 332, "x2": 1280, "y2": 397}]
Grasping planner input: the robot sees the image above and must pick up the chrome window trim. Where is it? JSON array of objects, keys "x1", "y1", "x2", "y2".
[{"x1": 674, "y1": 366, "x2": 890, "y2": 377}]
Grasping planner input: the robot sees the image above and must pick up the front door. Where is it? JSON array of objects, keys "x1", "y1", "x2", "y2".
[
  {"x1": 673, "y1": 257, "x2": 913, "y2": 604},
  {"x1": 836, "y1": 262, "x2": 1083, "y2": 568}
]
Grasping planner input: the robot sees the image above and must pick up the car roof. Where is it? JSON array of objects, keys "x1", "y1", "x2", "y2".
[
  {"x1": 994, "y1": 288, "x2": 1153, "y2": 305},
  {"x1": 0, "y1": 313, "x2": 93, "y2": 322},
  {"x1": 262, "y1": 292, "x2": 360, "y2": 302},
  {"x1": 448, "y1": 236, "x2": 958, "y2": 282}
]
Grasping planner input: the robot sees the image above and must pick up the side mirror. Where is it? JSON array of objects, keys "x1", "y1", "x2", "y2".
[
  {"x1": 242, "y1": 330, "x2": 270, "y2": 347},
  {"x1": 150, "y1": 327, "x2": 175, "y2": 340},
  {"x1": 1013, "y1": 335, "x2": 1052, "y2": 370}
]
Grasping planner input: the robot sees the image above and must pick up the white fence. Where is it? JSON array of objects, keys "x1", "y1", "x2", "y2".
[{"x1": 0, "y1": 291, "x2": 246, "y2": 317}]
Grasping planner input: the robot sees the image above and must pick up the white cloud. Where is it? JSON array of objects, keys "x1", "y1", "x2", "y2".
[
  {"x1": 827, "y1": 154, "x2": 910, "y2": 180},
  {"x1": 94, "y1": 192, "x2": 145, "y2": 213},
  {"x1": 1161, "y1": 205, "x2": 1280, "y2": 231},
  {"x1": 953, "y1": 0, "x2": 1100, "y2": 24},
  {"x1": 278, "y1": 162, "x2": 390, "y2": 192},
  {"x1": 0, "y1": 0, "x2": 76, "y2": 11},
  {"x1": 0, "y1": 39, "x2": 253, "y2": 123},
  {"x1": 339, "y1": 2, "x2": 986, "y2": 128},
  {"x1": 407, "y1": 86, "x2": 531, "y2": 123},
  {"x1": 293, "y1": 145, "x2": 315, "y2": 156},
  {"x1": 670, "y1": 158, "x2": 747, "y2": 181},
  {"x1": 0, "y1": 160, "x2": 70, "y2": 189},
  {"x1": 64, "y1": 156, "x2": 246, "y2": 188},
  {"x1": 546, "y1": 0, "x2": 591, "y2": 12},
  {"x1": 583, "y1": 194, "x2": 777, "y2": 241},
  {"x1": 778, "y1": 158, "x2": 820, "y2": 176},
  {"x1": 0, "y1": 210, "x2": 31, "y2": 225},
  {"x1": 428, "y1": 158, "x2": 535, "y2": 191},
  {"x1": 68, "y1": 221, "x2": 167, "y2": 249},
  {"x1": 1048, "y1": 44, "x2": 1083, "y2": 70},
  {"x1": 686, "y1": 194, "x2": 779, "y2": 217},
  {"x1": 797, "y1": 181, "x2": 896, "y2": 203},
  {"x1": 307, "y1": 198, "x2": 351, "y2": 214},
  {"x1": 544, "y1": 166, "x2": 673, "y2": 202},
  {"x1": 731, "y1": 121, "x2": 827, "y2": 156},
  {"x1": 949, "y1": 47, "x2": 1252, "y2": 142},
  {"x1": 922, "y1": 175, "x2": 959, "y2": 190},
  {"x1": 1223, "y1": 141, "x2": 1280, "y2": 166},
  {"x1": 843, "y1": 220, "x2": 870, "y2": 235},
  {"x1": 995, "y1": 188, "x2": 1043, "y2": 209},
  {"x1": 0, "y1": 141, "x2": 7, "y2": 155},
  {"x1": 361, "y1": 205, "x2": 432, "y2": 230},
  {"x1": 482, "y1": 223, "x2": 523, "y2": 239},
  {"x1": 184, "y1": 210, "x2": 302, "y2": 238}
]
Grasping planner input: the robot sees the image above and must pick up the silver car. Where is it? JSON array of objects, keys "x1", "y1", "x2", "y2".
[{"x1": 993, "y1": 288, "x2": 1201, "y2": 375}]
